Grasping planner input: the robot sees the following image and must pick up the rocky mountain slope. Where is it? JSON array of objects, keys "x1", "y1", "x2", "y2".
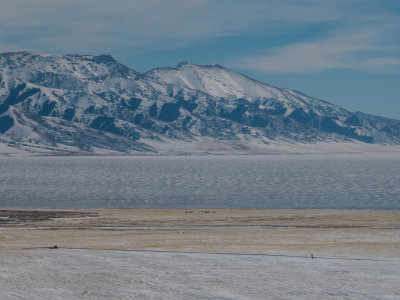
[{"x1": 1, "y1": 51, "x2": 399, "y2": 155}]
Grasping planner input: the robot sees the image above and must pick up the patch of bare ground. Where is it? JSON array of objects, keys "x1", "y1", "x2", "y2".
[{"x1": 0, "y1": 210, "x2": 97, "y2": 224}]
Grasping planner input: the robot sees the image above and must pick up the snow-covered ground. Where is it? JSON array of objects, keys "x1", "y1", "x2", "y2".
[
  {"x1": 1, "y1": 249, "x2": 400, "y2": 299},
  {"x1": 2, "y1": 137, "x2": 400, "y2": 156}
]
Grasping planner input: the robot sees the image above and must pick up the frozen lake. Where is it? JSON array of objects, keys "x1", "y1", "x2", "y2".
[{"x1": 1, "y1": 154, "x2": 400, "y2": 209}]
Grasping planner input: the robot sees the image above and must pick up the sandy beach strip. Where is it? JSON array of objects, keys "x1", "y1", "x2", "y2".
[{"x1": 1, "y1": 209, "x2": 400, "y2": 258}]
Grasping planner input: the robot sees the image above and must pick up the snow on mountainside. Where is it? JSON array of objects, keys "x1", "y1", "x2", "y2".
[
  {"x1": 145, "y1": 62, "x2": 346, "y2": 118},
  {"x1": 0, "y1": 51, "x2": 399, "y2": 155},
  {"x1": 146, "y1": 62, "x2": 282, "y2": 100}
]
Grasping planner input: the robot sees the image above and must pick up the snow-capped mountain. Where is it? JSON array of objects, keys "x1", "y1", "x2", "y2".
[{"x1": 1, "y1": 51, "x2": 399, "y2": 155}]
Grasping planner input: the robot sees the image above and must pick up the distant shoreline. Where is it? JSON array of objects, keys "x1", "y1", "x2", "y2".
[{"x1": 2, "y1": 140, "x2": 400, "y2": 157}]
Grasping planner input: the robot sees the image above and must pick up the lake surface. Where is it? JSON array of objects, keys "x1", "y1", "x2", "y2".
[{"x1": 1, "y1": 154, "x2": 399, "y2": 209}]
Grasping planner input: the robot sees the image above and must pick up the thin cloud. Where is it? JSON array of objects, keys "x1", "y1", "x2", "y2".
[
  {"x1": 1, "y1": 0, "x2": 396, "y2": 53},
  {"x1": 235, "y1": 24, "x2": 400, "y2": 73}
]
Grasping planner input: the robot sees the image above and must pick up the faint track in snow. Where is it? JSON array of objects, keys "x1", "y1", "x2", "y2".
[{"x1": 20, "y1": 246, "x2": 400, "y2": 262}]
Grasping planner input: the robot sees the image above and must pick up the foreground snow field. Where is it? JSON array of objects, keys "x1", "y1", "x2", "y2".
[
  {"x1": 1, "y1": 209, "x2": 399, "y2": 299},
  {"x1": 1, "y1": 249, "x2": 400, "y2": 300}
]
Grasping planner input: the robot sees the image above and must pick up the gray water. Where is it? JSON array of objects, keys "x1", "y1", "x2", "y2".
[{"x1": 1, "y1": 154, "x2": 399, "y2": 209}]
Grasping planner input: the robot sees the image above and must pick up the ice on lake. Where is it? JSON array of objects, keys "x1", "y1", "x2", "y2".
[{"x1": 1, "y1": 154, "x2": 400, "y2": 209}]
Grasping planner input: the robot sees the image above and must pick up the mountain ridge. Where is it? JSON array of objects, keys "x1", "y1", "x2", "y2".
[{"x1": 1, "y1": 51, "x2": 399, "y2": 155}]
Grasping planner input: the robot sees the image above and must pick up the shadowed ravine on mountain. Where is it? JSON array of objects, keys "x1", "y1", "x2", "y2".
[{"x1": 0, "y1": 51, "x2": 399, "y2": 155}]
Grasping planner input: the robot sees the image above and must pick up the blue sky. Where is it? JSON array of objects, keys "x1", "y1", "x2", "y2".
[{"x1": 1, "y1": 0, "x2": 399, "y2": 118}]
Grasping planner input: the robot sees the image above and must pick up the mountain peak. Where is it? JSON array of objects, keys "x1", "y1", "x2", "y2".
[
  {"x1": 176, "y1": 61, "x2": 193, "y2": 68},
  {"x1": 176, "y1": 61, "x2": 227, "y2": 70},
  {"x1": 146, "y1": 60, "x2": 281, "y2": 101},
  {"x1": 93, "y1": 54, "x2": 117, "y2": 64}
]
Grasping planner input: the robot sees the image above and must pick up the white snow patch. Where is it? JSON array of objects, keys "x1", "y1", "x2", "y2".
[{"x1": 1, "y1": 249, "x2": 399, "y2": 299}]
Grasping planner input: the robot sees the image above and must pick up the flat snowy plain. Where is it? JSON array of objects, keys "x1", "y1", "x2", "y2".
[{"x1": 1, "y1": 249, "x2": 400, "y2": 300}]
